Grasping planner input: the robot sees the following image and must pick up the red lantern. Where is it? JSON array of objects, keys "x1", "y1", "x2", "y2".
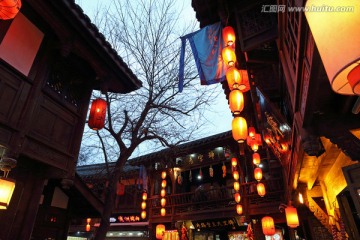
[
  {"x1": 222, "y1": 26, "x2": 236, "y2": 46},
  {"x1": 142, "y1": 192, "x2": 147, "y2": 201},
  {"x1": 234, "y1": 192, "x2": 241, "y2": 203},
  {"x1": 261, "y1": 216, "x2": 275, "y2": 236},
  {"x1": 253, "y1": 152, "x2": 261, "y2": 165},
  {"x1": 161, "y1": 171, "x2": 167, "y2": 179},
  {"x1": 234, "y1": 181, "x2": 240, "y2": 191},
  {"x1": 88, "y1": 98, "x2": 107, "y2": 130},
  {"x1": 236, "y1": 204, "x2": 243, "y2": 215},
  {"x1": 254, "y1": 167, "x2": 262, "y2": 181},
  {"x1": 231, "y1": 157, "x2": 237, "y2": 167},
  {"x1": 233, "y1": 170, "x2": 239, "y2": 180},
  {"x1": 156, "y1": 224, "x2": 166, "y2": 239},
  {"x1": 161, "y1": 180, "x2": 167, "y2": 188},
  {"x1": 257, "y1": 183, "x2": 266, "y2": 197},
  {"x1": 229, "y1": 89, "x2": 244, "y2": 115},
  {"x1": 232, "y1": 116, "x2": 248, "y2": 143},
  {"x1": 285, "y1": 206, "x2": 300, "y2": 228},
  {"x1": 226, "y1": 67, "x2": 246, "y2": 90},
  {"x1": 160, "y1": 208, "x2": 166, "y2": 216},
  {"x1": 248, "y1": 127, "x2": 256, "y2": 139},
  {"x1": 86, "y1": 224, "x2": 90, "y2": 232},
  {"x1": 0, "y1": 0, "x2": 21, "y2": 20},
  {"x1": 160, "y1": 198, "x2": 166, "y2": 207},
  {"x1": 161, "y1": 189, "x2": 166, "y2": 197},
  {"x1": 222, "y1": 46, "x2": 236, "y2": 67}
]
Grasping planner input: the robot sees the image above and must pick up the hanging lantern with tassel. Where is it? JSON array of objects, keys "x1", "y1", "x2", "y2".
[
  {"x1": 141, "y1": 210, "x2": 147, "y2": 219},
  {"x1": 285, "y1": 206, "x2": 300, "y2": 228},
  {"x1": 233, "y1": 170, "x2": 239, "y2": 180},
  {"x1": 88, "y1": 98, "x2": 107, "y2": 130},
  {"x1": 0, "y1": 0, "x2": 22, "y2": 20},
  {"x1": 262, "y1": 216, "x2": 275, "y2": 236},
  {"x1": 232, "y1": 116, "x2": 248, "y2": 143},
  {"x1": 234, "y1": 192, "x2": 241, "y2": 203},
  {"x1": 160, "y1": 198, "x2": 166, "y2": 207},
  {"x1": 160, "y1": 208, "x2": 166, "y2": 216},
  {"x1": 231, "y1": 158, "x2": 237, "y2": 167},
  {"x1": 234, "y1": 181, "x2": 240, "y2": 191},
  {"x1": 161, "y1": 171, "x2": 167, "y2": 179},
  {"x1": 229, "y1": 89, "x2": 244, "y2": 115},
  {"x1": 254, "y1": 167, "x2": 263, "y2": 182},
  {"x1": 156, "y1": 224, "x2": 166, "y2": 239},
  {"x1": 257, "y1": 182, "x2": 266, "y2": 197},
  {"x1": 222, "y1": 46, "x2": 236, "y2": 67},
  {"x1": 253, "y1": 152, "x2": 261, "y2": 165},
  {"x1": 222, "y1": 26, "x2": 236, "y2": 46},
  {"x1": 142, "y1": 191, "x2": 147, "y2": 201},
  {"x1": 226, "y1": 67, "x2": 246, "y2": 91},
  {"x1": 236, "y1": 204, "x2": 243, "y2": 215}
]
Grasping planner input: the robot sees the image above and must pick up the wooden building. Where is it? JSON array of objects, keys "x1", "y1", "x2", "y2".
[{"x1": 0, "y1": 0, "x2": 141, "y2": 239}]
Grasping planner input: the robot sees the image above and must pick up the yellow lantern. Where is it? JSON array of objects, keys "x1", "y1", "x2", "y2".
[
  {"x1": 161, "y1": 171, "x2": 167, "y2": 180},
  {"x1": 234, "y1": 192, "x2": 241, "y2": 203},
  {"x1": 141, "y1": 201, "x2": 147, "y2": 210},
  {"x1": 236, "y1": 204, "x2": 243, "y2": 215},
  {"x1": 257, "y1": 183, "x2": 266, "y2": 197},
  {"x1": 161, "y1": 189, "x2": 166, "y2": 197},
  {"x1": 222, "y1": 46, "x2": 236, "y2": 67},
  {"x1": 231, "y1": 157, "x2": 237, "y2": 167},
  {"x1": 161, "y1": 198, "x2": 166, "y2": 207},
  {"x1": 142, "y1": 192, "x2": 147, "y2": 201},
  {"x1": 0, "y1": 177, "x2": 15, "y2": 209},
  {"x1": 233, "y1": 170, "x2": 239, "y2": 180},
  {"x1": 254, "y1": 167, "x2": 263, "y2": 182},
  {"x1": 226, "y1": 67, "x2": 246, "y2": 90},
  {"x1": 222, "y1": 26, "x2": 236, "y2": 46},
  {"x1": 232, "y1": 116, "x2": 248, "y2": 143},
  {"x1": 229, "y1": 89, "x2": 244, "y2": 115},
  {"x1": 253, "y1": 152, "x2": 261, "y2": 165},
  {"x1": 156, "y1": 224, "x2": 166, "y2": 239},
  {"x1": 305, "y1": 0, "x2": 360, "y2": 95},
  {"x1": 161, "y1": 180, "x2": 167, "y2": 188},
  {"x1": 141, "y1": 210, "x2": 147, "y2": 219},
  {"x1": 234, "y1": 181, "x2": 240, "y2": 191},
  {"x1": 261, "y1": 216, "x2": 275, "y2": 236},
  {"x1": 285, "y1": 206, "x2": 300, "y2": 228},
  {"x1": 160, "y1": 207, "x2": 166, "y2": 216}
]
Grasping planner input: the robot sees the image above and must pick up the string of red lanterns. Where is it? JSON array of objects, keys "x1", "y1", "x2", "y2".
[{"x1": 160, "y1": 170, "x2": 167, "y2": 216}]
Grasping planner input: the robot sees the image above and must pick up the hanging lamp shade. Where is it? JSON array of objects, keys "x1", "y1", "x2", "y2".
[
  {"x1": 231, "y1": 157, "x2": 237, "y2": 167},
  {"x1": 285, "y1": 206, "x2": 300, "y2": 228},
  {"x1": 0, "y1": 0, "x2": 21, "y2": 20},
  {"x1": 234, "y1": 192, "x2": 241, "y2": 203},
  {"x1": 226, "y1": 67, "x2": 246, "y2": 90},
  {"x1": 160, "y1": 198, "x2": 166, "y2": 207},
  {"x1": 141, "y1": 201, "x2": 146, "y2": 210},
  {"x1": 254, "y1": 167, "x2": 263, "y2": 181},
  {"x1": 161, "y1": 180, "x2": 167, "y2": 188},
  {"x1": 229, "y1": 89, "x2": 244, "y2": 115},
  {"x1": 160, "y1": 207, "x2": 166, "y2": 216},
  {"x1": 305, "y1": 0, "x2": 360, "y2": 95},
  {"x1": 141, "y1": 210, "x2": 146, "y2": 219},
  {"x1": 223, "y1": 26, "x2": 236, "y2": 46},
  {"x1": 257, "y1": 182, "x2": 266, "y2": 197},
  {"x1": 161, "y1": 171, "x2": 167, "y2": 179},
  {"x1": 253, "y1": 152, "x2": 261, "y2": 165},
  {"x1": 262, "y1": 216, "x2": 275, "y2": 236},
  {"x1": 236, "y1": 204, "x2": 243, "y2": 215},
  {"x1": 233, "y1": 170, "x2": 239, "y2": 180},
  {"x1": 0, "y1": 177, "x2": 15, "y2": 209},
  {"x1": 222, "y1": 46, "x2": 236, "y2": 67},
  {"x1": 234, "y1": 181, "x2": 240, "y2": 191},
  {"x1": 88, "y1": 98, "x2": 107, "y2": 130},
  {"x1": 232, "y1": 116, "x2": 248, "y2": 143},
  {"x1": 142, "y1": 192, "x2": 147, "y2": 201},
  {"x1": 156, "y1": 224, "x2": 166, "y2": 239}
]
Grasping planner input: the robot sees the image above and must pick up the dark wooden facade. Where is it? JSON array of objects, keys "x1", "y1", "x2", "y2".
[{"x1": 0, "y1": 1, "x2": 140, "y2": 239}]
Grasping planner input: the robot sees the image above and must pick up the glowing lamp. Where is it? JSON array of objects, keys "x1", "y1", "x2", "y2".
[
  {"x1": 248, "y1": 127, "x2": 256, "y2": 138},
  {"x1": 161, "y1": 189, "x2": 166, "y2": 197},
  {"x1": 253, "y1": 152, "x2": 260, "y2": 165},
  {"x1": 156, "y1": 224, "x2": 166, "y2": 239},
  {"x1": 142, "y1": 192, "x2": 147, "y2": 201},
  {"x1": 257, "y1": 183, "x2": 266, "y2": 197},
  {"x1": 229, "y1": 89, "x2": 244, "y2": 115},
  {"x1": 232, "y1": 116, "x2": 248, "y2": 143},
  {"x1": 226, "y1": 67, "x2": 246, "y2": 90},
  {"x1": 231, "y1": 158, "x2": 237, "y2": 167},
  {"x1": 161, "y1": 180, "x2": 167, "y2": 188},
  {"x1": 160, "y1": 207, "x2": 166, "y2": 216},
  {"x1": 254, "y1": 167, "x2": 262, "y2": 181},
  {"x1": 285, "y1": 206, "x2": 300, "y2": 228},
  {"x1": 86, "y1": 224, "x2": 90, "y2": 232},
  {"x1": 222, "y1": 26, "x2": 236, "y2": 46},
  {"x1": 233, "y1": 170, "x2": 239, "y2": 180},
  {"x1": 141, "y1": 210, "x2": 146, "y2": 219},
  {"x1": 161, "y1": 171, "x2": 167, "y2": 179},
  {"x1": 305, "y1": 0, "x2": 360, "y2": 95},
  {"x1": 234, "y1": 181, "x2": 240, "y2": 191},
  {"x1": 222, "y1": 46, "x2": 236, "y2": 67},
  {"x1": 236, "y1": 204, "x2": 243, "y2": 215},
  {"x1": 160, "y1": 198, "x2": 166, "y2": 207},
  {"x1": 88, "y1": 98, "x2": 107, "y2": 130},
  {"x1": 0, "y1": 0, "x2": 22, "y2": 20},
  {"x1": 0, "y1": 177, "x2": 15, "y2": 209},
  {"x1": 262, "y1": 216, "x2": 275, "y2": 236},
  {"x1": 141, "y1": 201, "x2": 146, "y2": 210},
  {"x1": 234, "y1": 192, "x2": 241, "y2": 203}
]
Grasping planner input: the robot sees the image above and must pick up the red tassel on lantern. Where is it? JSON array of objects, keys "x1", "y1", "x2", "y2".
[{"x1": 88, "y1": 98, "x2": 107, "y2": 130}]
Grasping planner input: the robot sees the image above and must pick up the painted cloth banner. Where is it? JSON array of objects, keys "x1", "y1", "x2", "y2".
[{"x1": 178, "y1": 22, "x2": 226, "y2": 92}]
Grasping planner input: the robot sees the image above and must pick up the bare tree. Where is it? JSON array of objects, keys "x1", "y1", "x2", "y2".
[{"x1": 79, "y1": 0, "x2": 221, "y2": 238}]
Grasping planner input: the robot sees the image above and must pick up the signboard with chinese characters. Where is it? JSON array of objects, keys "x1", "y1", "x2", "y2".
[
  {"x1": 179, "y1": 146, "x2": 230, "y2": 166},
  {"x1": 110, "y1": 213, "x2": 145, "y2": 223},
  {"x1": 192, "y1": 218, "x2": 242, "y2": 231}
]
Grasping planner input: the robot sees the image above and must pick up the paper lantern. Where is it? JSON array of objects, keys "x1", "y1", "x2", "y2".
[
  {"x1": 0, "y1": 177, "x2": 15, "y2": 209},
  {"x1": 141, "y1": 201, "x2": 146, "y2": 210},
  {"x1": 231, "y1": 157, "x2": 237, "y2": 167},
  {"x1": 234, "y1": 192, "x2": 241, "y2": 203},
  {"x1": 234, "y1": 181, "x2": 240, "y2": 191},
  {"x1": 257, "y1": 183, "x2": 266, "y2": 197},
  {"x1": 86, "y1": 224, "x2": 90, "y2": 232},
  {"x1": 88, "y1": 98, "x2": 107, "y2": 130},
  {"x1": 223, "y1": 26, "x2": 236, "y2": 46},
  {"x1": 141, "y1": 210, "x2": 146, "y2": 219},
  {"x1": 222, "y1": 46, "x2": 236, "y2": 67},
  {"x1": 161, "y1": 198, "x2": 166, "y2": 207},
  {"x1": 161, "y1": 171, "x2": 167, "y2": 179},
  {"x1": 305, "y1": 0, "x2": 360, "y2": 95},
  {"x1": 253, "y1": 152, "x2": 261, "y2": 165},
  {"x1": 248, "y1": 127, "x2": 256, "y2": 138},
  {"x1": 262, "y1": 216, "x2": 275, "y2": 236},
  {"x1": 156, "y1": 224, "x2": 166, "y2": 239},
  {"x1": 285, "y1": 206, "x2": 300, "y2": 228},
  {"x1": 0, "y1": 0, "x2": 22, "y2": 20},
  {"x1": 254, "y1": 167, "x2": 262, "y2": 181},
  {"x1": 161, "y1": 189, "x2": 166, "y2": 197},
  {"x1": 236, "y1": 204, "x2": 243, "y2": 215},
  {"x1": 160, "y1": 207, "x2": 166, "y2": 216},
  {"x1": 232, "y1": 116, "x2": 248, "y2": 143},
  {"x1": 229, "y1": 89, "x2": 244, "y2": 115},
  {"x1": 226, "y1": 67, "x2": 246, "y2": 90},
  {"x1": 161, "y1": 180, "x2": 167, "y2": 188},
  {"x1": 142, "y1": 192, "x2": 148, "y2": 201},
  {"x1": 233, "y1": 170, "x2": 239, "y2": 180}
]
